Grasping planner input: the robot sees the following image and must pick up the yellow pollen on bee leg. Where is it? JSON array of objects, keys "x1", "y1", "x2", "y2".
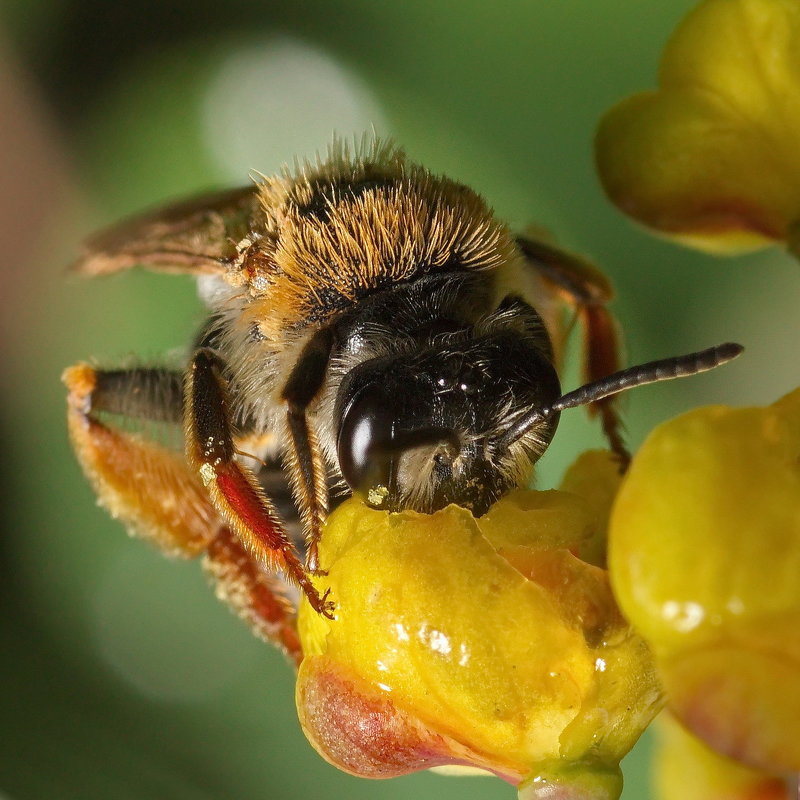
[{"x1": 199, "y1": 463, "x2": 216, "y2": 486}]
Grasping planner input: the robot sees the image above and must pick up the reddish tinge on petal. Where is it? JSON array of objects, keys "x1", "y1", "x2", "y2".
[
  {"x1": 297, "y1": 657, "x2": 520, "y2": 781},
  {"x1": 653, "y1": 714, "x2": 792, "y2": 800}
]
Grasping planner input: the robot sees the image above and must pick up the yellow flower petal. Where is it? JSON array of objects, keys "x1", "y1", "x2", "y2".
[
  {"x1": 297, "y1": 456, "x2": 662, "y2": 797},
  {"x1": 559, "y1": 450, "x2": 625, "y2": 567},
  {"x1": 609, "y1": 388, "x2": 800, "y2": 771},
  {"x1": 595, "y1": 0, "x2": 800, "y2": 254}
]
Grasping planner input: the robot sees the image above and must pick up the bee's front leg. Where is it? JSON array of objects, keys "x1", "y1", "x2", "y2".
[
  {"x1": 280, "y1": 327, "x2": 335, "y2": 575},
  {"x1": 185, "y1": 348, "x2": 334, "y2": 618}
]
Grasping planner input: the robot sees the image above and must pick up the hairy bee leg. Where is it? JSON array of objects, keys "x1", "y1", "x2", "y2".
[
  {"x1": 284, "y1": 408, "x2": 328, "y2": 573},
  {"x1": 63, "y1": 363, "x2": 304, "y2": 655},
  {"x1": 204, "y1": 527, "x2": 302, "y2": 664},
  {"x1": 64, "y1": 363, "x2": 216, "y2": 556},
  {"x1": 186, "y1": 348, "x2": 334, "y2": 618},
  {"x1": 517, "y1": 235, "x2": 629, "y2": 463},
  {"x1": 280, "y1": 328, "x2": 335, "y2": 574}
]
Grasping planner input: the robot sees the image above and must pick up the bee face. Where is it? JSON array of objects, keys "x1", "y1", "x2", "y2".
[{"x1": 334, "y1": 317, "x2": 562, "y2": 516}]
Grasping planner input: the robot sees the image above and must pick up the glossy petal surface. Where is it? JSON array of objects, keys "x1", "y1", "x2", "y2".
[{"x1": 610, "y1": 389, "x2": 800, "y2": 771}]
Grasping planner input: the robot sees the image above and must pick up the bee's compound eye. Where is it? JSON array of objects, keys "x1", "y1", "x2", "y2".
[{"x1": 336, "y1": 384, "x2": 394, "y2": 499}]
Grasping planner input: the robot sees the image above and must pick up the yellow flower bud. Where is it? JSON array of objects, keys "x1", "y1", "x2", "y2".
[
  {"x1": 609, "y1": 388, "x2": 800, "y2": 772},
  {"x1": 296, "y1": 453, "x2": 662, "y2": 799},
  {"x1": 653, "y1": 714, "x2": 791, "y2": 800},
  {"x1": 595, "y1": 0, "x2": 800, "y2": 255}
]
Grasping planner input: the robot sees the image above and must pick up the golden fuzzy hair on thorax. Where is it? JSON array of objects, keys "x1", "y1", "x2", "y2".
[{"x1": 243, "y1": 139, "x2": 518, "y2": 335}]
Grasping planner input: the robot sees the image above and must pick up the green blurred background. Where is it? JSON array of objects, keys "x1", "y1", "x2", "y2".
[{"x1": 1, "y1": 1, "x2": 797, "y2": 798}]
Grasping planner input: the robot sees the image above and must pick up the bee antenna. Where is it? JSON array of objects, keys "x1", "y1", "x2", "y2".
[{"x1": 496, "y1": 342, "x2": 744, "y2": 451}]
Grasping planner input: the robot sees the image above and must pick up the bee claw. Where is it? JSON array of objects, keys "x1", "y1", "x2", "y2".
[
  {"x1": 319, "y1": 587, "x2": 336, "y2": 620},
  {"x1": 609, "y1": 447, "x2": 631, "y2": 474},
  {"x1": 303, "y1": 581, "x2": 336, "y2": 618}
]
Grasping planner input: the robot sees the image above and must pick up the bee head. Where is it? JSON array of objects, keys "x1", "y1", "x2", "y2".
[{"x1": 334, "y1": 330, "x2": 561, "y2": 516}]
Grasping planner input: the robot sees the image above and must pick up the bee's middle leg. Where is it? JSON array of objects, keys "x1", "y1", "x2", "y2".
[{"x1": 186, "y1": 348, "x2": 334, "y2": 618}]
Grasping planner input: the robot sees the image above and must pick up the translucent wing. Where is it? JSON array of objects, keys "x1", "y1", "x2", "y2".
[{"x1": 73, "y1": 185, "x2": 261, "y2": 276}]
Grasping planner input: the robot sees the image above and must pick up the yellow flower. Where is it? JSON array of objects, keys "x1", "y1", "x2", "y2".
[
  {"x1": 296, "y1": 453, "x2": 662, "y2": 800},
  {"x1": 609, "y1": 388, "x2": 800, "y2": 772},
  {"x1": 595, "y1": 0, "x2": 800, "y2": 255}
]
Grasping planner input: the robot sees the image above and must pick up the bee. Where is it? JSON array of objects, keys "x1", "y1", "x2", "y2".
[{"x1": 64, "y1": 140, "x2": 741, "y2": 657}]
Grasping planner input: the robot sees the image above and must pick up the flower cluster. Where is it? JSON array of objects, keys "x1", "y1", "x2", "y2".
[{"x1": 290, "y1": 2, "x2": 800, "y2": 797}]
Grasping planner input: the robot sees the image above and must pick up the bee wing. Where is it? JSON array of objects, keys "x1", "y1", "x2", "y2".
[{"x1": 73, "y1": 185, "x2": 261, "y2": 276}]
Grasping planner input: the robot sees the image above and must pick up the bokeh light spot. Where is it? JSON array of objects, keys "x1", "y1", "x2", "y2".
[{"x1": 202, "y1": 37, "x2": 388, "y2": 179}]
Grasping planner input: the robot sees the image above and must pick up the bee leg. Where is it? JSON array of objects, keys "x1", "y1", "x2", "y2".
[
  {"x1": 63, "y1": 362, "x2": 303, "y2": 661},
  {"x1": 517, "y1": 235, "x2": 629, "y2": 464},
  {"x1": 186, "y1": 348, "x2": 334, "y2": 618},
  {"x1": 204, "y1": 527, "x2": 302, "y2": 664},
  {"x1": 64, "y1": 363, "x2": 215, "y2": 556},
  {"x1": 280, "y1": 327, "x2": 335, "y2": 575}
]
